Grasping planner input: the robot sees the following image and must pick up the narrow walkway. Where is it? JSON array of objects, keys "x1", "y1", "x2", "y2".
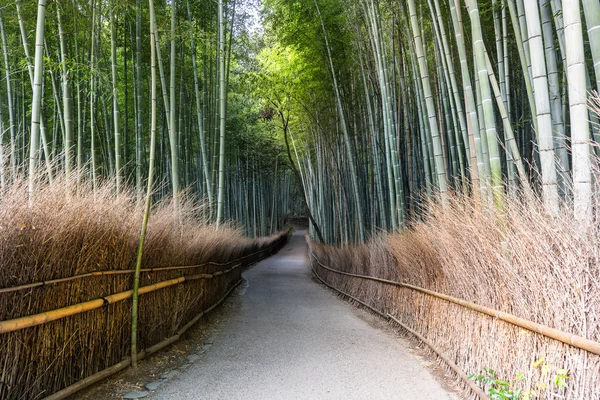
[{"x1": 152, "y1": 231, "x2": 455, "y2": 399}]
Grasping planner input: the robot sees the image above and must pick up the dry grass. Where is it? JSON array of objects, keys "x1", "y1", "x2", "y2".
[
  {"x1": 309, "y1": 191, "x2": 600, "y2": 399},
  {"x1": 0, "y1": 177, "x2": 288, "y2": 399}
]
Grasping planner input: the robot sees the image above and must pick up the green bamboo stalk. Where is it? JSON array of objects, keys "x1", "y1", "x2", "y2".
[
  {"x1": 16, "y1": 1, "x2": 34, "y2": 83},
  {"x1": 408, "y1": 38, "x2": 433, "y2": 193},
  {"x1": 187, "y1": 0, "x2": 213, "y2": 212},
  {"x1": 135, "y1": 0, "x2": 143, "y2": 197},
  {"x1": 523, "y1": 0, "x2": 559, "y2": 215},
  {"x1": 0, "y1": 90, "x2": 4, "y2": 186},
  {"x1": 150, "y1": 8, "x2": 172, "y2": 136},
  {"x1": 18, "y1": 0, "x2": 53, "y2": 186},
  {"x1": 467, "y1": 0, "x2": 504, "y2": 206},
  {"x1": 482, "y1": 45, "x2": 532, "y2": 196},
  {"x1": 0, "y1": 11, "x2": 16, "y2": 180},
  {"x1": 492, "y1": 0, "x2": 516, "y2": 189},
  {"x1": 357, "y1": 33, "x2": 389, "y2": 229},
  {"x1": 132, "y1": 0, "x2": 159, "y2": 368},
  {"x1": 447, "y1": 0, "x2": 486, "y2": 193},
  {"x1": 90, "y1": 2, "x2": 98, "y2": 190},
  {"x1": 360, "y1": 0, "x2": 397, "y2": 229},
  {"x1": 506, "y1": 0, "x2": 539, "y2": 137},
  {"x1": 432, "y1": 0, "x2": 470, "y2": 169},
  {"x1": 111, "y1": 2, "x2": 122, "y2": 194},
  {"x1": 407, "y1": 0, "x2": 447, "y2": 197},
  {"x1": 314, "y1": 0, "x2": 366, "y2": 241},
  {"x1": 368, "y1": 0, "x2": 405, "y2": 228},
  {"x1": 216, "y1": 0, "x2": 227, "y2": 229},
  {"x1": 170, "y1": 0, "x2": 180, "y2": 204},
  {"x1": 427, "y1": 0, "x2": 466, "y2": 186},
  {"x1": 57, "y1": 5, "x2": 74, "y2": 182}
]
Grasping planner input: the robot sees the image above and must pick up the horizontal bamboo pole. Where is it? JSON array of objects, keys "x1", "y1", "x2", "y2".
[
  {"x1": 0, "y1": 298, "x2": 105, "y2": 334},
  {"x1": 0, "y1": 232, "x2": 288, "y2": 295},
  {"x1": 0, "y1": 277, "x2": 184, "y2": 334},
  {"x1": 311, "y1": 267, "x2": 489, "y2": 400},
  {"x1": 44, "y1": 279, "x2": 243, "y2": 400},
  {"x1": 43, "y1": 358, "x2": 132, "y2": 400},
  {"x1": 1, "y1": 235, "x2": 287, "y2": 335},
  {"x1": 0, "y1": 265, "x2": 199, "y2": 295},
  {"x1": 311, "y1": 253, "x2": 600, "y2": 356},
  {"x1": 1, "y1": 235, "x2": 288, "y2": 334}
]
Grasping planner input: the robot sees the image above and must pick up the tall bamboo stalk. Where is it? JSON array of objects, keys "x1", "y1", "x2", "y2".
[
  {"x1": 28, "y1": 0, "x2": 48, "y2": 201},
  {"x1": 216, "y1": 0, "x2": 227, "y2": 228},
  {"x1": 563, "y1": 0, "x2": 591, "y2": 223},
  {"x1": 188, "y1": 0, "x2": 213, "y2": 213},
  {"x1": 407, "y1": 0, "x2": 447, "y2": 197},
  {"x1": 57, "y1": 5, "x2": 74, "y2": 182},
  {"x1": 132, "y1": 0, "x2": 159, "y2": 368},
  {"x1": 111, "y1": 2, "x2": 122, "y2": 194},
  {"x1": 314, "y1": 0, "x2": 366, "y2": 241},
  {"x1": 467, "y1": 0, "x2": 504, "y2": 206},
  {"x1": 169, "y1": 0, "x2": 180, "y2": 204},
  {"x1": 0, "y1": 11, "x2": 16, "y2": 180},
  {"x1": 540, "y1": 0, "x2": 569, "y2": 188},
  {"x1": 523, "y1": 0, "x2": 559, "y2": 215}
]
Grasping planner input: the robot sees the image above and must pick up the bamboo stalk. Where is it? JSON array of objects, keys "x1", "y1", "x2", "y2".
[
  {"x1": 110, "y1": 1, "x2": 122, "y2": 194},
  {"x1": 0, "y1": 10, "x2": 16, "y2": 181},
  {"x1": 215, "y1": 0, "x2": 226, "y2": 228},
  {"x1": 27, "y1": 0, "x2": 48, "y2": 202}
]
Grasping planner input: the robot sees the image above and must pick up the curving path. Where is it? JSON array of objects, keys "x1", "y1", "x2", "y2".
[{"x1": 151, "y1": 230, "x2": 456, "y2": 400}]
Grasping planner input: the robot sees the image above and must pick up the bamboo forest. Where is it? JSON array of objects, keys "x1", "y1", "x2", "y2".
[{"x1": 0, "y1": 0, "x2": 599, "y2": 399}]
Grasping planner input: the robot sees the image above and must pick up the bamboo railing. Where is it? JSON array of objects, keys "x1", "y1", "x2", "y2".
[
  {"x1": 310, "y1": 253, "x2": 600, "y2": 356},
  {"x1": 43, "y1": 279, "x2": 243, "y2": 400},
  {"x1": 0, "y1": 235, "x2": 288, "y2": 295},
  {"x1": 311, "y1": 266, "x2": 490, "y2": 400},
  {"x1": 0, "y1": 235, "x2": 288, "y2": 334},
  {"x1": 0, "y1": 233, "x2": 288, "y2": 400}
]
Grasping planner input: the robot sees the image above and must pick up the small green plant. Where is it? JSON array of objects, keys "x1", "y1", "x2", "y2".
[
  {"x1": 469, "y1": 357, "x2": 569, "y2": 400},
  {"x1": 469, "y1": 368, "x2": 523, "y2": 399}
]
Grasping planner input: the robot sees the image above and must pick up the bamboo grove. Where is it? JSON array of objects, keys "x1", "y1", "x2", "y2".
[
  {"x1": 0, "y1": 0, "x2": 295, "y2": 238},
  {"x1": 260, "y1": 0, "x2": 600, "y2": 245},
  {"x1": 1, "y1": 0, "x2": 599, "y2": 245}
]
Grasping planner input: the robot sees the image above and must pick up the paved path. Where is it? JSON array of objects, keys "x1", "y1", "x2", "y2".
[{"x1": 152, "y1": 231, "x2": 455, "y2": 400}]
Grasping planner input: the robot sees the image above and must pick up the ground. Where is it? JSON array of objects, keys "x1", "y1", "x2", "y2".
[{"x1": 77, "y1": 230, "x2": 460, "y2": 400}]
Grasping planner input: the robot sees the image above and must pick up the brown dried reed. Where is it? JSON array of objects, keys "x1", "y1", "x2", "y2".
[
  {"x1": 309, "y1": 192, "x2": 600, "y2": 399},
  {"x1": 0, "y1": 177, "x2": 288, "y2": 399}
]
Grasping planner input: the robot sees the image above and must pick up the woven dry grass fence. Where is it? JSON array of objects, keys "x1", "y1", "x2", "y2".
[
  {"x1": 308, "y1": 194, "x2": 600, "y2": 400},
  {"x1": 0, "y1": 179, "x2": 288, "y2": 399}
]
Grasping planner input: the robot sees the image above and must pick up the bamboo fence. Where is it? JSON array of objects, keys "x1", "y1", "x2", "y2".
[
  {"x1": 308, "y1": 241, "x2": 600, "y2": 399},
  {"x1": 0, "y1": 232, "x2": 288, "y2": 400}
]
